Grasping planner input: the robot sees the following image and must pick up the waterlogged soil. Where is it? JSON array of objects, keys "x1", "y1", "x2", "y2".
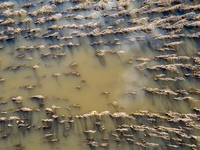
[{"x1": 0, "y1": 0, "x2": 200, "y2": 149}]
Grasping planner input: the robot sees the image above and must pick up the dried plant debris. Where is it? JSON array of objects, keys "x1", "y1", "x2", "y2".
[
  {"x1": 154, "y1": 54, "x2": 190, "y2": 62},
  {"x1": 29, "y1": 5, "x2": 56, "y2": 17},
  {"x1": 0, "y1": 2, "x2": 14, "y2": 9},
  {"x1": 143, "y1": 87, "x2": 178, "y2": 96}
]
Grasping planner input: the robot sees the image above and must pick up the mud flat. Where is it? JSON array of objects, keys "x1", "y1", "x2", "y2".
[{"x1": 0, "y1": 0, "x2": 200, "y2": 149}]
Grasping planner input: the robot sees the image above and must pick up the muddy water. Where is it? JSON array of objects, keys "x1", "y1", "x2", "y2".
[{"x1": 0, "y1": 0, "x2": 200, "y2": 149}]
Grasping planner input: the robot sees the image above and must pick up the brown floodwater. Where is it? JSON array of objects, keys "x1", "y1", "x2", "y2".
[{"x1": 0, "y1": 0, "x2": 200, "y2": 149}]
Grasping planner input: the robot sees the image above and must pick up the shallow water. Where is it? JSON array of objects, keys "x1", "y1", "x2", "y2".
[{"x1": 0, "y1": 0, "x2": 200, "y2": 149}]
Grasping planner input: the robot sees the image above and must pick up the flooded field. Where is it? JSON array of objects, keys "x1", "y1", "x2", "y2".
[{"x1": 0, "y1": 0, "x2": 200, "y2": 149}]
